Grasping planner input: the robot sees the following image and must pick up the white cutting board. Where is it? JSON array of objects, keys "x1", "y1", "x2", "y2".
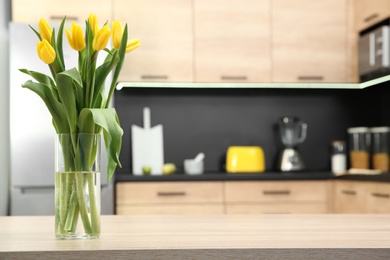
[{"x1": 131, "y1": 107, "x2": 164, "y2": 175}]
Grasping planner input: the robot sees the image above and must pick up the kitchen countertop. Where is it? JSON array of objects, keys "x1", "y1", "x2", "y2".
[
  {"x1": 1, "y1": 214, "x2": 390, "y2": 259},
  {"x1": 115, "y1": 171, "x2": 390, "y2": 182}
]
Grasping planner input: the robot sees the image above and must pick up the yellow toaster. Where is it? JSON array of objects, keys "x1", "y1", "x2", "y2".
[{"x1": 226, "y1": 146, "x2": 265, "y2": 173}]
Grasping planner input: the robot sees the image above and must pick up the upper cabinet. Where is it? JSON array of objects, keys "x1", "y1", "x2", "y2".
[
  {"x1": 272, "y1": 0, "x2": 348, "y2": 83},
  {"x1": 355, "y1": 0, "x2": 390, "y2": 32},
  {"x1": 194, "y1": 0, "x2": 271, "y2": 83},
  {"x1": 114, "y1": 0, "x2": 193, "y2": 82},
  {"x1": 12, "y1": 0, "x2": 112, "y2": 23}
]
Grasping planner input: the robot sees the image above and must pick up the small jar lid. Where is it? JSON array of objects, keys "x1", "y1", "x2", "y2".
[
  {"x1": 370, "y1": 126, "x2": 390, "y2": 133},
  {"x1": 347, "y1": 127, "x2": 370, "y2": 134}
]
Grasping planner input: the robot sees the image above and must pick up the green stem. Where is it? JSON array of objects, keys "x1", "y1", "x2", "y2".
[
  {"x1": 75, "y1": 172, "x2": 93, "y2": 234},
  {"x1": 87, "y1": 173, "x2": 100, "y2": 234}
]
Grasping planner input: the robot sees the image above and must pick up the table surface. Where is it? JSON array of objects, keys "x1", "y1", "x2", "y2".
[{"x1": 1, "y1": 214, "x2": 390, "y2": 259}]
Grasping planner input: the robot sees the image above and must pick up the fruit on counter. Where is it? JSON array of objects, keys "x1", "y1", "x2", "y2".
[
  {"x1": 142, "y1": 165, "x2": 152, "y2": 175},
  {"x1": 162, "y1": 163, "x2": 176, "y2": 175}
]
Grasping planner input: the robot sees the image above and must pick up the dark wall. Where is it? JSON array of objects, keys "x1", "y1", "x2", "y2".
[{"x1": 114, "y1": 85, "x2": 384, "y2": 174}]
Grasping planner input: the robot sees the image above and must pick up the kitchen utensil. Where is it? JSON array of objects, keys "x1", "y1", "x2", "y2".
[
  {"x1": 131, "y1": 107, "x2": 164, "y2": 175},
  {"x1": 226, "y1": 146, "x2": 265, "y2": 173},
  {"x1": 184, "y1": 153, "x2": 205, "y2": 175},
  {"x1": 278, "y1": 116, "x2": 307, "y2": 171}
]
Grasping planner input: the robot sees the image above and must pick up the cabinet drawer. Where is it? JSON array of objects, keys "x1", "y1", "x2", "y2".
[
  {"x1": 116, "y1": 181, "x2": 224, "y2": 205},
  {"x1": 332, "y1": 180, "x2": 370, "y2": 213},
  {"x1": 365, "y1": 182, "x2": 390, "y2": 213},
  {"x1": 226, "y1": 203, "x2": 328, "y2": 214},
  {"x1": 12, "y1": 0, "x2": 112, "y2": 23},
  {"x1": 117, "y1": 204, "x2": 224, "y2": 215},
  {"x1": 225, "y1": 181, "x2": 329, "y2": 203}
]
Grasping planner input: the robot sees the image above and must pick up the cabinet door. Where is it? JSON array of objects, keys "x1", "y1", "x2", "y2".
[
  {"x1": 117, "y1": 204, "x2": 224, "y2": 215},
  {"x1": 365, "y1": 182, "x2": 390, "y2": 213},
  {"x1": 226, "y1": 203, "x2": 328, "y2": 214},
  {"x1": 355, "y1": 0, "x2": 390, "y2": 32},
  {"x1": 12, "y1": 0, "x2": 112, "y2": 23},
  {"x1": 114, "y1": 0, "x2": 193, "y2": 82},
  {"x1": 272, "y1": 0, "x2": 347, "y2": 83},
  {"x1": 194, "y1": 0, "x2": 271, "y2": 83},
  {"x1": 332, "y1": 180, "x2": 369, "y2": 213}
]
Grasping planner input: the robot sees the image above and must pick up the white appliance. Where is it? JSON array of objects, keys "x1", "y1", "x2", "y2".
[{"x1": 9, "y1": 22, "x2": 114, "y2": 215}]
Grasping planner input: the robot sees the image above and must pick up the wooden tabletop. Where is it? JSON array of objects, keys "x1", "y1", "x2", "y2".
[{"x1": 1, "y1": 214, "x2": 390, "y2": 259}]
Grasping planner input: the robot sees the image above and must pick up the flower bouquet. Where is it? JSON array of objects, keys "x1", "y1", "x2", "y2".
[{"x1": 19, "y1": 14, "x2": 140, "y2": 239}]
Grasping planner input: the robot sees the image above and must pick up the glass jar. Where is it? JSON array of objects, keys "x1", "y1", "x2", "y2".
[
  {"x1": 347, "y1": 127, "x2": 370, "y2": 169},
  {"x1": 371, "y1": 127, "x2": 390, "y2": 172}
]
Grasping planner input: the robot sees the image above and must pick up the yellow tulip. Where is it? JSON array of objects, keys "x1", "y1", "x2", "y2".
[
  {"x1": 92, "y1": 24, "x2": 111, "y2": 51},
  {"x1": 126, "y1": 38, "x2": 141, "y2": 54},
  {"x1": 111, "y1": 20, "x2": 123, "y2": 49},
  {"x1": 65, "y1": 22, "x2": 86, "y2": 51},
  {"x1": 88, "y1": 13, "x2": 99, "y2": 36},
  {"x1": 38, "y1": 18, "x2": 53, "y2": 42},
  {"x1": 37, "y1": 39, "x2": 56, "y2": 64}
]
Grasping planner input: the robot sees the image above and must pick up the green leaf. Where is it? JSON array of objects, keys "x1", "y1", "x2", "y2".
[
  {"x1": 21, "y1": 80, "x2": 69, "y2": 133},
  {"x1": 56, "y1": 16, "x2": 67, "y2": 70},
  {"x1": 28, "y1": 24, "x2": 42, "y2": 40},
  {"x1": 19, "y1": 68, "x2": 56, "y2": 87},
  {"x1": 56, "y1": 68, "x2": 83, "y2": 133},
  {"x1": 78, "y1": 108, "x2": 123, "y2": 181}
]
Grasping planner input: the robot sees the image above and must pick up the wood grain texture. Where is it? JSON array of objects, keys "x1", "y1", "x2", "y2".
[
  {"x1": 1, "y1": 215, "x2": 390, "y2": 259},
  {"x1": 355, "y1": 0, "x2": 390, "y2": 32}
]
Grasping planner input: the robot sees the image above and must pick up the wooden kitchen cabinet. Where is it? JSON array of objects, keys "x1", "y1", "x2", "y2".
[
  {"x1": 113, "y1": 0, "x2": 193, "y2": 82},
  {"x1": 12, "y1": 0, "x2": 112, "y2": 23},
  {"x1": 224, "y1": 180, "x2": 331, "y2": 214},
  {"x1": 116, "y1": 181, "x2": 224, "y2": 215},
  {"x1": 355, "y1": 0, "x2": 390, "y2": 32},
  {"x1": 272, "y1": 0, "x2": 348, "y2": 83},
  {"x1": 333, "y1": 180, "x2": 390, "y2": 213},
  {"x1": 194, "y1": 0, "x2": 271, "y2": 83}
]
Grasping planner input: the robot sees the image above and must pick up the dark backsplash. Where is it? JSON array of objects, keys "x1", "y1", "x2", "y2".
[{"x1": 114, "y1": 84, "x2": 386, "y2": 174}]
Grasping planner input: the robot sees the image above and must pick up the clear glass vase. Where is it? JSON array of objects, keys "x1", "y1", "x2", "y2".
[{"x1": 55, "y1": 133, "x2": 101, "y2": 240}]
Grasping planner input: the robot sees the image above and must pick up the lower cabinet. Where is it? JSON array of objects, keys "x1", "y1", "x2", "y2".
[
  {"x1": 116, "y1": 180, "x2": 331, "y2": 215},
  {"x1": 333, "y1": 180, "x2": 390, "y2": 213},
  {"x1": 116, "y1": 181, "x2": 224, "y2": 215},
  {"x1": 224, "y1": 181, "x2": 330, "y2": 214}
]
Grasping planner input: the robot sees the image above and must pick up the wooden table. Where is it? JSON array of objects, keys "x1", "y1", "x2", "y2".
[{"x1": 1, "y1": 214, "x2": 390, "y2": 259}]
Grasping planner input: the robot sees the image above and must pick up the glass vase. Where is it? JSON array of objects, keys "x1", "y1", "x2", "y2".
[{"x1": 55, "y1": 133, "x2": 101, "y2": 240}]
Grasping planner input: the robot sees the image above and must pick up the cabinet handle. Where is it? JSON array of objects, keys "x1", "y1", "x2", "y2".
[
  {"x1": 297, "y1": 75, "x2": 324, "y2": 81},
  {"x1": 50, "y1": 15, "x2": 78, "y2": 21},
  {"x1": 263, "y1": 212, "x2": 291, "y2": 214},
  {"x1": 221, "y1": 76, "x2": 247, "y2": 81},
  {"x1": 263, "y1": 190, "x2": 291, "y2": 195},
  {"x1": 341, "y1": 190, "x2": 356, "y2": 196},
  {"x1": 364, "y1": 13, "x2": 379, "y2": 23},
  {"x1": 141, "y1": 75, "x2": 168, "y2": 80},
  {"x1": 371, "y1": 192, "x2": 390, "y2": 199},
  {"x1": 157, "y1": 191, "x2": 186, "y2": 196}
]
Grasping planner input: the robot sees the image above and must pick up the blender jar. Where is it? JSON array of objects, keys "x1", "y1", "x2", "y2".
[
  {"x1": 371, "y1": 127, "x2": 390, "y2": 172},
  {"x1": 347, "y1": 127, "x2": 370, "y2": 169}
]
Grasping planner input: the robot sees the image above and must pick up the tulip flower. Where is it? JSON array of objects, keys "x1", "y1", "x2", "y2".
[
  {"x1": 126, "y1": 38, "x2": 141, "y2": 54},
  {"x1": 38, "y1": 18, "x2": 53, "y2": 42},
  {"x1": 37, "y1": 39, "x2": 56, "y2": 64},
  {"x1": 92, "y1": 24, "x2": 111, "y2": 51},
  {"x1": 65, "y1": 22, "x2": 86, "y2": 51},
  {"x1": 88, "y1": 13, "x2": 99, "y2": 36},
  {"x1": 111, "y1": 20, "x2": 124, "y2": 50}
]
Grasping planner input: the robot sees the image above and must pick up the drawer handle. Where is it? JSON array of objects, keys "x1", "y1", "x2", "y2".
[
  {"x1": 364, "y1": 13, "x2": 379, "y2": 23},
  {"x1": 371, "y1": 192, "x2": 390, "y2": 199},
  {"x1": 221, "y1": 76, "x2": 247, "y2": 81},
  {"x1": 50, "y1": 15, "x2": 78, "y2": 21},
  {"x1": 297, "y1": 75, "x2": 324, "y2": 81},
  {"x1": 157, "y1": 191, "x2": 186, "y2": 196},
  {"x1": 263, "y1": 212, "x2": 291, "y2": 214},
  {"x1": 141, "y1": 75, "x2": 168, "y2": 80},
  {"x1": 341, "y1": 190, "x2": 356, "y2": 196},
  {"x1": 263, "y1": 190, "x2": 291, "y2": 195}
]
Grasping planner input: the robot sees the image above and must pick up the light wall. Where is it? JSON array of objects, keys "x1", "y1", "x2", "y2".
[{"x1": 0, "y1": 0, "x2": 11, "y2": 215}]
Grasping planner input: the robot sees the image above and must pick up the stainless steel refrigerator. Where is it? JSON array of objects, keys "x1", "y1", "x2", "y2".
[{"x1": 9, "y1": 22, "x2": 114, "y2": 215}]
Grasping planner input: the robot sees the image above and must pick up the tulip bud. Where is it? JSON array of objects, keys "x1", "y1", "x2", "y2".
[
  {"x1": 88, "y1": 13, "x2": 99, "y2": 36},
  {"x1": 66, "y1": 22, "x2": 86, "y2": 51},
  {"x1": 38, "y1": 18, "x2": 53, "y2": 43},
  {"x1": 126, "y1": 38, "x2": 141, "y2": 54},
  {"x1": 111, "y1": 20, "x2": 124, "y2": 50},
  {"x1": 92, "y1": 24, "x2": 111, "y2": 51},
  {"x1": 37, "y1": 39, "x2": 56, "y2": 64}
]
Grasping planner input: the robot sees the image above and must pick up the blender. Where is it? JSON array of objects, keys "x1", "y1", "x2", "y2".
[{"x1": 278, "y1": 116, "x2": 307, "y2": 171}]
